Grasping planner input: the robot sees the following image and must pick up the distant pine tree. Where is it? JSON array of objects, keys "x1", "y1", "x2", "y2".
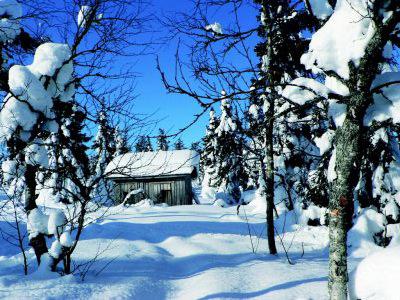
[
  {"x1": 145, "y1": 136, "x2": 153, "y2": 152},
  {"x1": 174, "y1": 138, "x2": 185, "y2": 150},
  {"x1": 135, "y1": 135, "x2": 148, "y2": 152},
  {"x1": 157, "y1": 128, "x2": 169, "y2": 151},
  {"x1": 201, "y1": 108, "x2": 219, "y2": 190},
  {"x1": 92, "y1": 110, "x2": 116, "y2": 167},
  {"x1": 114, "y1": 126, "x2": 130, "y2": 157}
]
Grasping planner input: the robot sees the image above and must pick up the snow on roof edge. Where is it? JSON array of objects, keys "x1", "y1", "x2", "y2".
[{"x1": 105, "y1": 149, "x2": 200, "y2": 179}]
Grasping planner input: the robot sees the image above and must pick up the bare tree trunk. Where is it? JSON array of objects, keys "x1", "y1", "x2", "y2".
[
  {"x1": 265, "y1": 109, "x2": 277, "y2": 255},
  {"x1": 328, "y1": 118, "x2": 359, "y2": 300},
  {"x1": 64, "y1": 254, "x2": 71, "y2": 274},
  {"x1": 260, "y1": 92, "x2": 278, "y2": 255},
  {"x1": 24, "y1": 164, "x2": 48, "y2": 264}
]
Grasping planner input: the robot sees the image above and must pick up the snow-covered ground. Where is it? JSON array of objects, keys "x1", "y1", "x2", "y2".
[{"x1": 0, "y1": 200, "x2": 360, "y2": 300}]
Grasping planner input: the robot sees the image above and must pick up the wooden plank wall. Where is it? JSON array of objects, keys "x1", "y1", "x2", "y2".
[{"x1": 112, "y1": 176, "x2": 193, "y2": 206}]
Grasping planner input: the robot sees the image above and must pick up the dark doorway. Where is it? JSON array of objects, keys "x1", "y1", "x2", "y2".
[{"x1": 160, "y1": 189, "x2": 172, "y2": 204}]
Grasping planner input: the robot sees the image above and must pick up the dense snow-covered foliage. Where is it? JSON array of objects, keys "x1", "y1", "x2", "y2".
[
  {"x1": 0, "y1": 43, "x2": 72, "y2": 142},
  {"x1": 301, "y1": 0, "x2": 377, "y2": 79},
  {"x1": 0, "y1": 0, "x2": 22, "y2": 42}
]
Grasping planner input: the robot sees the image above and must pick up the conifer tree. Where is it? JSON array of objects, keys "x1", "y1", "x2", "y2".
[
  {"x1": 190, "y1": 141, "x2": 202, "y2": 153},
  {"x1": 114, "y1": 127, "x2": 130, "y2": 157},
  {"x1": 145, "y1": 136, "x2": 153, "y2": 152},
  {"x1": 91, "y1": 111, "x2": 118, "y2": 205},
  {"x1": 174, "y1": 138, "x2": 185, "y2": 150},
  {"x1": 201, "y1": 108, "x2": 220, "y2": 195},
  {"x1": 243, "y1": 0, "x2": 318, "y2": 253},
  {"x1": 135, "y1": 135, "x2": 148, "y2": 152},
  {"x1": 92, "y1": 110, "x2": 116, "y2": 166},
  {"x1": 157, "y1": 128, "x2": 169, "y2": 151},
  {"x1": 214, "y1": 97, "x2": 247, "y2": 204}
]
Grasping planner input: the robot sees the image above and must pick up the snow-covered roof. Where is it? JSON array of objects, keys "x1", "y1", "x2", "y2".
[{"x1": 106, "y1": 150, "x2": 200, "y2": 179}]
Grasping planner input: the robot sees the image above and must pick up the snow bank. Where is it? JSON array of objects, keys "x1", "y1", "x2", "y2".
[
  {"x1": 245, "y1": 189, "x2": 266, "y2": 214},
  {"x1": 122, "y1": 188, "x2": 144, "y2": 205},
  {"x1": 350, "y1": 246, "x2": 400, "y2": 300},
  {"x1": 200, "y1": 183, "x2": 217, "y2": 203},
  {"x1": 299, "y1": 204, "x2": 327, "y2": 226}
]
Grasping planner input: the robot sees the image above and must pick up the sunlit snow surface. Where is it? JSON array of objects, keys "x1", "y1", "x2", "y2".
[{"x1": 0, "y1": 194, "x2": 368, "y2": 300}]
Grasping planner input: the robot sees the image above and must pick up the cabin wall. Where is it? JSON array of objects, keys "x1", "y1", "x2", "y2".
[{"x1": 112, "y1": 176, "x2": 193, "y2": 206}]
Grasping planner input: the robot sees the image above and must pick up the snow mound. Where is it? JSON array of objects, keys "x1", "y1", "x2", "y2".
[
  {"x1": 350, "y1": 246, "x2": 400, "y2": 300},
  {"x1": 299, "y1": 204, "x2": 327, "y2": 226},
  {"x1": 133, "y1": 198, "x2": 154, "y2": 208},
  {"x1": 245, "y1": 189, "x2": 266, "y2": 215},
  {"x1": 348, "y1": 208, "x2": 386, "y2": 257},
  {"x1": 213, "y1": 198, "x2": 229, "y2": 208}
]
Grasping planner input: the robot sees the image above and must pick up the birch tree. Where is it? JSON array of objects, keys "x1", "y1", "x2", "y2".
[{"x1": 284, "y1": 1, "x2": 400, "y2": 298}]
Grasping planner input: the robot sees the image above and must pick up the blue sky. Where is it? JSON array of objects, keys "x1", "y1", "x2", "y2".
[
  {"x1": 132, "y1": 0, "x2": 258, "y2": 147},
  {"x1": 134, "y1": 0, "x2": 209, "y2": 147}
]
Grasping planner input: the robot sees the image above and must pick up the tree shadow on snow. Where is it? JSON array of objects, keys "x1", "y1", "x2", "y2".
[
  {"x1": 80, "y1": 220, "x2": 259, "y2": 243},
  {"x1": 199, "y1": 276, "x2": 328, "y2": 299},
  {"x1": 74, "y1": 252, "x2": 281, "y2": 281}
]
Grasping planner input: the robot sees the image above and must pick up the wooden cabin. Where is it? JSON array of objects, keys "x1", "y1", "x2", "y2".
[{"x1": 106, "y1": 150, "x2": 199, "y2": 205}]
